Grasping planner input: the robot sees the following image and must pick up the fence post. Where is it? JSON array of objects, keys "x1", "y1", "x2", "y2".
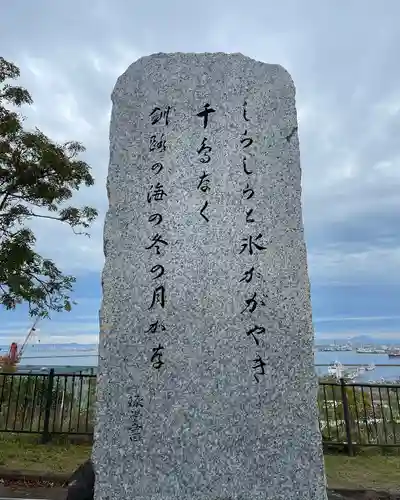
[
  {"x1": 41, "y1": 368, "x2": 55, "y2": 444},
  {"x1": 340, "y1": 378, "x2": 354, "y2": 456}
]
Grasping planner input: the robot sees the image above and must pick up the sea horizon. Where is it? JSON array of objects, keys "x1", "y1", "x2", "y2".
[
  {"x1": 1, "y1": 342, "x2": 400, "y2": 382},
  {"x1": 3, "y1": 335, "x2": 400, "y2": 350}
]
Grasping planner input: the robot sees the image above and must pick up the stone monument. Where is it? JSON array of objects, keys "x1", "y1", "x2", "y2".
[{"x1": 93, "y1": 52, "x2": 327, "y2": 500}]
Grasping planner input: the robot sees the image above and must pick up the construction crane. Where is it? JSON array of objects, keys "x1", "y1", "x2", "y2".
[{"x1": 0, "y1": 317, "x2": 40, "y2": 368}]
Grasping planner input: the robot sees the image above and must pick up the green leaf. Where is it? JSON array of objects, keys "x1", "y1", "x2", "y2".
[{"x1": 0, "y1": 56, "x2": 99, "y2": 319}]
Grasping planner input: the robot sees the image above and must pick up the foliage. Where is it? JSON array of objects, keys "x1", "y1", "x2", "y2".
[
  {"x1": 0, "y1": 56, "x2": 98, "y2": 317},
  {"x1": 0, "y1": 372, "x2": 97, "y2": 434},
  {"x1": 0, "y1": 356, "x2": 17, "y2": 373},
  {"x1": 318, "y1": 377, "x2": 400, "y2": 446}
]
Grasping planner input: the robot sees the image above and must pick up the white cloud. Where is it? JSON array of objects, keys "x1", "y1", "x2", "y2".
[
  {"x1": 308, "y1": 246, "x2": 400, "y2": 285},
  {"x1": 374, "y1": 92, "x2": 400, "y2": 118},
  {"x1": 314, "y1": 316, "x2": 400, "y2": 323}
]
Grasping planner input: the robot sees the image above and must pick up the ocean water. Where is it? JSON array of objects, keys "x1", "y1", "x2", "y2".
[
  {"x1": 0, "y1": 344, "x2": 98, "y2": 374},
  {"x1": 1, "y1": 344, "x2": 400, "y2": 381},
  {"x1": 315, "y1": 350, "x2": 400, "y2": 382}
]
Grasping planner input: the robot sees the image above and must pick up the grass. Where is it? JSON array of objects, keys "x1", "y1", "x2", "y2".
[
  {"x1": 0, "y1": 434, "x2": 91, "y2": 475},
  {"x1": 324, "y1": 452, "x2": 400, "y2": 490},
  {"x1": 0, "y1": 434, "x2": 400, "y2": 490}
]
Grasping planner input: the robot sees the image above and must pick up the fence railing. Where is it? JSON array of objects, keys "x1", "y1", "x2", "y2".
[
  {"x1": 0, "y1": 369, "x2": 96, "y2": 442},
  {"x1": 1, "y1": 370, "x2": 400, "y2": 453},
  {"x1": 319, "y1": 379, "x2": 400, "y2": 455}
]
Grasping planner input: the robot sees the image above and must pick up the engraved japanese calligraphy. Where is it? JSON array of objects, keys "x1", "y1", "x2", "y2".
[{"x1": 147, "y1": 106, "x2": 170, "y2": 368}]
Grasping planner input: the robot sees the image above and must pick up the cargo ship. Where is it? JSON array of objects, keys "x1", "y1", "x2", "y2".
[
  {"x1": 318, "y1": 343, "x2": 352, "y2": 352},
  {"x1": 356, "y1": 347, "x2": 387, "y2": 354}
]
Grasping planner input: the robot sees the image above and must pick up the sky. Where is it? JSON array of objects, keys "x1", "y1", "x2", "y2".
[{"x1": 1, "y1": 1, "x2": 400, "y2": 345}]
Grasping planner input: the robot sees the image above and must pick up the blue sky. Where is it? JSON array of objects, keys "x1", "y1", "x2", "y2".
[{"x1": 1, "y1": 1, "x2": 400, "y2": 345}]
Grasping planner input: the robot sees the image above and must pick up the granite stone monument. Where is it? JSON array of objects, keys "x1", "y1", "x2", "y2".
[{"x1": 93, "y1": 52, "x2": 327, "y2": 500}]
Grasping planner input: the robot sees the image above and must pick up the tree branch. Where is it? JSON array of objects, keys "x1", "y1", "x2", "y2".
[
  {"x1": 25, "y1": 212, "x2": 61, "y2": 222},
  {"x1": 23, "y1": 212, "x2": 90, "y2": 236},
  {"x1": 0, "y1": 192, "x2": 10, "y2": 211},
  {"x1": 23, "y1": 269, "x2": 54, "y2": 294}
]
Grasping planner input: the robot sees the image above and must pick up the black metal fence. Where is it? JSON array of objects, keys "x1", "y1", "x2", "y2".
[
  {"x1": 0, "y1": 369, "x2": 96, "y2": 442},
  {"x1": 319, "y1": 379, "x2": 400, "y2": 455},
  {"x1": 1, "y1": 370, "x2": 400, "y2": 453}
]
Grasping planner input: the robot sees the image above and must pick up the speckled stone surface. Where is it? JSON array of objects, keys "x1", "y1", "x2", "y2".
[{"x1": 93, "y1": 52, "x2": 327, "y2": 500}]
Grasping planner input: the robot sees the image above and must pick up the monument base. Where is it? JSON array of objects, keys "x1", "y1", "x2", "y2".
[
  {"x1": 327, "y1": 490, "x2": 400, "y2": 499},
  {"x1": 66, "y1": 460, "x2": 397, "y2": 500}
]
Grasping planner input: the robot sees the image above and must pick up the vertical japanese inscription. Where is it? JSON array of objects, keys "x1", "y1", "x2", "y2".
[
  {"x1": 128, "y1": 392, "x2": 144, "y2": 443},
  {"x1": 238, "y1": 100, "x2": 267, "y2": 383},
  {"x1": 196, "y1": 103, "x2": 216, "y2": 222},
  {"x1": 145, "y1": 105, "x2": 172, "y2": 371}
]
